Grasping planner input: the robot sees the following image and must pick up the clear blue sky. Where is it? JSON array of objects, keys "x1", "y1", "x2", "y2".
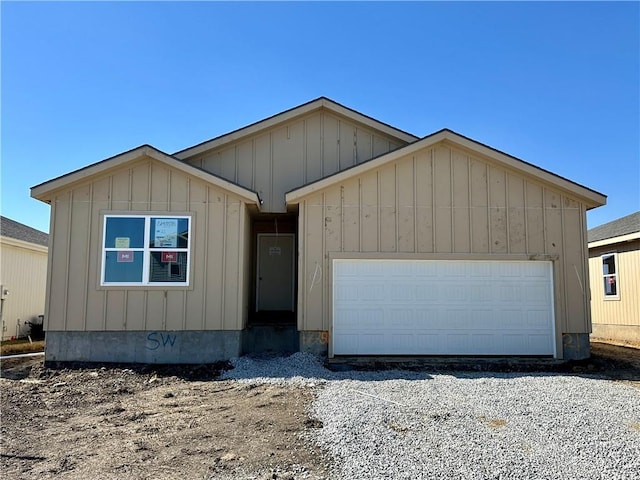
[{"x1": 2, "y1": 1, "x2": 638, "y2": 234}]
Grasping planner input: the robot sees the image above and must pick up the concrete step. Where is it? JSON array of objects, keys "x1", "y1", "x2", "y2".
[{"x1": 242, "y1": 325, "x2": 299, "y2": 355}]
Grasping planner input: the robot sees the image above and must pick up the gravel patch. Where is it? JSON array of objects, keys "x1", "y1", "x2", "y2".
[{"x1": 223, "y1": 353, "x2": 640, "y2": 479}]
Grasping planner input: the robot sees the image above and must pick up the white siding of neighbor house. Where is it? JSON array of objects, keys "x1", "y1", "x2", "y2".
[
  {"x1": 295, "y1": 142, "x2": 591, "y2": 347},
  {"x1": 43, "y1": 156, "x2": 251, "y2": 333},
  {"x1": 0, "y1": 237, "x2": 48, "y2": 339},
  {"x1": 184, "y1": 110, "x2": 406, "y2": 213}
]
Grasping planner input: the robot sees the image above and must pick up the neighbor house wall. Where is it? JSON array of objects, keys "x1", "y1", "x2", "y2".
[
  {"x1": 296, "y1": 141, "x2": 592, "y2": 353},
  {"x1": 183, "y1": 110, "x2": 407, "y2": 213},
  {"x1": 588, "y1": 239, "x2": 640, "y2": 343},
  {"x1": 44, "y1": 156, "x2": 250, "y2": 334},
  {"x1": 0, "y1": 236, "x2": 48, "y2": 339}
]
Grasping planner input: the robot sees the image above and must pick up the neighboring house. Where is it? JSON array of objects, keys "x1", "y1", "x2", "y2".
[
  {"x1": 31, "y1": 97, "x2": 606, "y2": 363},
  {"x1": 587, "y1": 211, "x2": 640, "y2": 344},
  {"x1": 0, "y1": 216, "x2": 49, "y2": 340}
]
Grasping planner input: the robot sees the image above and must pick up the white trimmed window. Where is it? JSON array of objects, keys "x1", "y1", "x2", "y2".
[
  {"x1": 101, "y1": 215, "x2": 191, "y2": 286},
  {"x1": 601, "y1": 253, "x2": 618, "y2": 298}
]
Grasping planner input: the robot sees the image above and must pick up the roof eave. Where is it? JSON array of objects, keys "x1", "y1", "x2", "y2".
[
  {"x1": 31, "y1": 145, "x2": 262, "y2": 209},
  {"x1": 286, "y1": 129, "x2": 607, "y2": 209},
  {"x1": 173, "y1": 97, "x2": 419, "y2": 160},
  {"x1": 588, "y1": 231, "x2": 640, "y2": 249}
]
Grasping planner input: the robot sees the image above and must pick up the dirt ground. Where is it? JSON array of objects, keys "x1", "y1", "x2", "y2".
[
  {"x1": 1, "y1": 342, "x2": 639, "y2": 480},
  {"x1": 0, "y1": 360, "x2": 329, "y2": 480}
]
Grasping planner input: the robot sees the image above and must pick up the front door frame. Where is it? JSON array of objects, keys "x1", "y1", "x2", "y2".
[
  {"x1": 255, "y1": 233, "x2": 296, "y2": 312},
  {"x1": 248, "y1": 213, "x2": 298, "y2": 325}
]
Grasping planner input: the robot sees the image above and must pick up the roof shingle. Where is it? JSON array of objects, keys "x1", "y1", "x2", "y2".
[
  {"x1": 588, "y1": 211, "x2": 640, "y2": 243},
  {"x1": 0, "y1": 216, "x2": 49, "y2": 247}
]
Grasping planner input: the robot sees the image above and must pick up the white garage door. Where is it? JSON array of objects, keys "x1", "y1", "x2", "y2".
[{"x1": 333, "y1": 259, "x2": 555, "y2": 356}]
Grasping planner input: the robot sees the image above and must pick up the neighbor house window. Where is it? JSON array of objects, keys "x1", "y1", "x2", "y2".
[
  {"x1": 601, "y1": 253, "x2": 618, "y2": 298},
  {"x1": 101, "y1": 215, "x2": 190, "y2": 286}
]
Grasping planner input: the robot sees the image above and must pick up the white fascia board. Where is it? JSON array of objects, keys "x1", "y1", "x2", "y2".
[
  {"x1": 1, "y1": 236, "x2": 48, "y2": 253},
  {"x1": 588, "y1": 231, "x2": 640, "y2": 249}
]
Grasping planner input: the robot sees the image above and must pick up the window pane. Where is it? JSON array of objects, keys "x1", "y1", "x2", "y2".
[
  {"x1": 149, "y1": 218, "x2": 189, "y2": 248},
  {"x1": 149, "y1": 251, "x2": 188, "y2": 283},
  {"x1": 604, "y1": 276, "x2": 617, "y2": 296},
  {"x1": 602, "y1": 255, "x2": 616, "y2": 275},
  {"x1": 105, "y1": 217, "x2": 145, "y2": 248},
  {"x1": 104, "y1": 251, "x2": 144, "y2": 283}
]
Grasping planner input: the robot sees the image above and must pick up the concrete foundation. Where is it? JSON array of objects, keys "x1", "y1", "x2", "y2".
[
  {"x1": 562, "y1": 333, "x2": 591, "y2": 360},
  {"x1": 45, "y1": 330, "x2": 242, "y2": 364},
  {"x1": 299, "y1": 330, "x2": 329, "y2": 356},
  {"x1": 45, "y1": 329, "x2": 591, "y2": 364},
  {"x1": 591, "y1": 324, "x2": 640, "y2": 344}
]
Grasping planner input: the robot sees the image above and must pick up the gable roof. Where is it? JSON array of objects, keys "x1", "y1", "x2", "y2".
[
  {"x1": 173, "y1": 97, "x2": 419, "y2": 160},
  {"x1": 588, "y1": 211, "x2": 640, "y2": 246},
  {"x1": 31, "y1": 145, "x2": 262, "y2": 207},
  {"x1": 0, "y1": 216, "x2": 49, "y2": 246},
  {"x1": 286, "y1": 128, "x2": 607, "y2": 209}
]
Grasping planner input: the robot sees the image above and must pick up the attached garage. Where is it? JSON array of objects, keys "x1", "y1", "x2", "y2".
[
  {"x1": 287, "y1": 126, "x2": 606, "y2": 360},
  {"x1": 332, "y1": 258, "x2": 555, "y2": 356}
]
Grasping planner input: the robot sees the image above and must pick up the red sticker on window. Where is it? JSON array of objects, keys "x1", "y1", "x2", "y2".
[
  {"x1": 162, "y1": 252, "x2": 177, "y2": 263},
  {"x1": 117, "y1": 251, "x2": 134, "y2": 263}
]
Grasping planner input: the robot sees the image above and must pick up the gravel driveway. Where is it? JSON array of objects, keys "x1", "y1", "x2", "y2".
[{"x1": 224, "y1": 353, "x2": 640, "y2": 480}]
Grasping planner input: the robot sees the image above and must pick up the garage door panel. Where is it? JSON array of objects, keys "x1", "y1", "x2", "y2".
[{"x1": 333, "y1": 259, "x2": 555, "y2": 356}]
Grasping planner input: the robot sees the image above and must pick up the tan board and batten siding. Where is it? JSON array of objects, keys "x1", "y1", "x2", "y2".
[
  {"x1": 182, "y1": 110, "x2": 406, "y2": 212},
  {"x1": 588, "y1": 240, "x2": 640, "y2": 342},
  {"x1": 290, "y1": 141, "x2": 593, "y2": 355},
  {"x1": 43, "y1": 155, "x2": 253, "y2": 333}
]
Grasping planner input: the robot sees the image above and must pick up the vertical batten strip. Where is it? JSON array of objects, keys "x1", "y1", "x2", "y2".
[
  {"x1": 234, "y1": 145, "x2": 239, "y2": 183},
  {"x1": 431, "y1": 150, "x2": 436, "y2": 252},
  {"x1": 128, "y1": 167, "x2": 133, "y2": 210},
  {"x1": 340, "y1": 185, "x2": 344, "y2": 251},
  {"x1": 123, "y1": 291, "x2": 128, "y2": 330},
  {"x1": 82, "y1": 183, "x2": 93, "y2": 331},
  {"x1": 449, "y1": 149, "x2": 454, "y2": 251},
  {"x1": 467, "y1": 156, "x2": 473, "y2": 253},
  {"x1": 560, "y1": 196, "x2": 568, "y2": 331},
  {"x1": 142, "y1": 291, "x2": 148, "y2": 331},
  {"x1": 523, "y1": 179, "x2": 529, "y2": 254},
  {"x1": 167, "y1": 170, "x2": 172, "y2": 211},
  {"x1": 321, "y1": 191, "x2": 327, "y2": 329},
  {"x1": 542, "y1": 189, "x2": 548, "y2": 255},
  {"x1": 235, "y1": 203, "x2": 242, "y2": 330},
  {"x1": 202, "y1": 188, "x2": 210, "y2": 329},
  {"x1": 303, "y1": 119, "x2": 308, "y2": 184},
  {"x1": 320, "y1": 112, "x2": 325, "y2": 177},
  {"x1": 377, "y1": 170, "x2": 381, "y2": 251},
  {"x1": 44, "y1": 201, "x2": 56, "y2": 332},
  {"x1": 505, "y1": 173, "x2": 510, "y2": 254},
  {"x1": 486, "y1": 164, "x2": 492, "y2": 254},
  {"x1": 359, "y1": 178, "x2": 363, "y2": 251},
  {"x1": 413, "y1": 156, "x2": 418, "y2": 253},
  {"x1": 579, "y1": 203, "x2": 590, "y2": 331},
  {"x1": 251, "y1": 139, "x2": 256, "y2": 191},
  {"x1": 63, "y1": 190, "x2": 73, "y2": 330},
  {"x1": 394, "y1": 163, "x2": 399, "y2": 252},
  {"x1": 303, "y1": 201, "x2": 309, "y2": 330},
  {"x1": 220, "y1": 194, "x2": 228, "y2": 329}
]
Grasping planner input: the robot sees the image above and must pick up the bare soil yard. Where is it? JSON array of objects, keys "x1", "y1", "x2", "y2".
[
  {"x1": 1, "y1": 359, "x2": 329, "y2": 480},
  {"x1": 1, "y1": 342, "x2": 638, "y2": 480}
]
